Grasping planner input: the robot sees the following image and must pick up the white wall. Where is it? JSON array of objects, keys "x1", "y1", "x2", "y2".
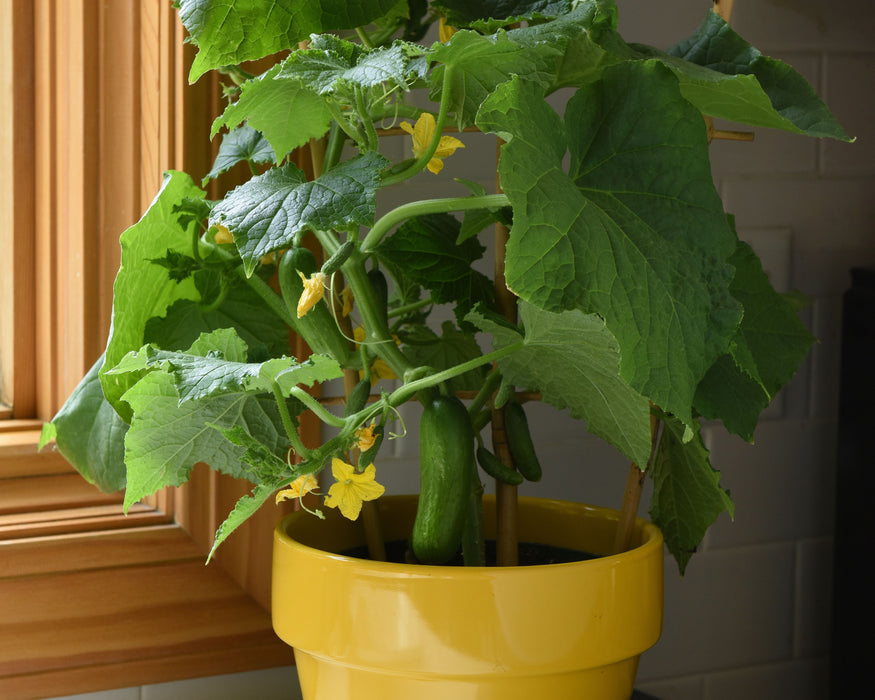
[{"x1": 46, "y1": 1, "x2": 872, "y2": 699}]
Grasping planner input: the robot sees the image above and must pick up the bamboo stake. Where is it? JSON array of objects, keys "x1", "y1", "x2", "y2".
[
  {"x1": 492, "y1": 137, "x2": 520, "y2": 567},
  {"x1": 336, "y1": 290, "x2": 387, "y2": 562},
  {"x1": 612, "y1": 414, "x2": 661, "y2": 554}
]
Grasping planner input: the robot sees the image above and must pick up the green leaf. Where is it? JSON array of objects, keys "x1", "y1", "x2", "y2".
[
  {"x1": 110, "y1": 328, "x2": 343, "y2": 404},
  {"x1": 277, "y1": 34, "x2": 420, "y2": 95},
  {"x1": 208, "y1": 423, "x2": 290, "y2": 478},
  {"x1": 469, "y1": 301, "x2": 653, "y2": 467},
  {"x1": 203, "y1": 124, "x2": 276, "y2": 185},
  {"x1": 649, "y1": 416, "x2": 734, "y2": 575},
  {"x1": 100, "y1": 171, "x2": 206, "y2": 421},
  {"x1": 694, "y1": 241, "x2": 816, "y2": 440},
  {"x1": 121, "y1": 370, "x2": 288, "y2": 510},
  {"x1": 433, "y1": 0, "x2": 572, "y2": 27},
  {"x1": 664, "y1": 11, "x2": 851, "y2": 140},
  {"x1": 401, "y1": 321, "x2": 488, "y2": 392},
  {"x1": 477, "y1": 66, "x2": 742, "y2": 429},
  {"x1": 212, "y1": 63, "x2": 332, "y2": 160},
  {"x1": 375, "y1": 212, "x2": 493, "y2": 317},
  {"x1": 43, "y1": 354, "x2": 128, "y2": 493},
  {"x1": 207, "y1": 479, "x2": 286, "y2": 562},
  {"x1": 210, "y1": 154, "x2": 387, "y2": 275},
  {"x1": 144, "y1": 275, "x2": 290, "y2": 358},
  {"x1": 429, "y1": 4, "x2": 618, "y2": 128},
  {"x1": 177, "y1": 0, "x2": 403, "y2": 82}
]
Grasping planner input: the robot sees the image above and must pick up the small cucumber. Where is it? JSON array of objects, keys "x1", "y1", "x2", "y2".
[
  {"x1": 411, "y1": 394, "x2": 474, "y2": 564},
  {"x1": 320, "y1": 239, "x2": 355, "y2": 275},
  {"x1": 343, "y1": 377, "x2": 372, "y2": 418},
  {"x1": 476, "y1": 445, "x2": 523, "y2": 486},
  {"x1": 504, "y1": 401, "x2": 542, "y2": 482},
  {"x1": 367, "y1": 267, "x2": 389, "y2": 326},
  {"x1": 278, "y1": 246, "x2": 350, "y2": 363}
]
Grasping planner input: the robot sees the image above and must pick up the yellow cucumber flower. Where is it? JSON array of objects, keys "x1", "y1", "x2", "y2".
[
  {"x1": 400, "y1": 112, "x2": 464, "y2": 174},
  {"x1": 439, "y1": 16, "x2": 457, "y2": 43},
  {"x1": 324, "y1": 458, "x2": 385, "y2": 520},
  {"x1": 213, "y1": 224, "x2": 234, "y2": 245},
  {"x1": 340, "y1": 286, "x2": 354, "y2": 317},
  {"x1": 355, "y1": 421, "x2": 378, "y2": 452},
  {"x1": 297, "y1": 270, "x2": 328, "y2": 318},
  {"x1": 353, "y1": 327, "x2": 397, "y2": 384},
  {"x1": 275, "y1": 474, "x2": 320, "y2": 504}
]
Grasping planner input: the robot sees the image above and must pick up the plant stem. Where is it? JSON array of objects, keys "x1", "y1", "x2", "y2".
[
  {"x1": 388, "y1": 296, "x2": 432, "y2": 319},
  {"x1": 290, "y1": 386, "x2": 347, "y2": 428},
  {"x1": 234, "y1": 265, "x2": 296, "y2": 328},
  {"x1": 361, "y1": 194, "x2": 509, "y2": 252},
  {"x1": 323, "y1": 122, "x2": 346, "y2": 172},
  {"x1": 355, "y1": 26, "x2": 375, "y2": 49},
  {"x1": 272, "y1": 381, "x2": 311, "y2": 459},
  {"x1": 387, "y1": 342, "x2": 523, "y2": 407},
  {"x1": 467, "y1": 366, "x2": 502, "y2": 418}
]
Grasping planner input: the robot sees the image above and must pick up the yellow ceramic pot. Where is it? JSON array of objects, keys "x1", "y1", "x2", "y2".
[{"x1": 272, "y1": 495, "x2": 663, "y2": 700}]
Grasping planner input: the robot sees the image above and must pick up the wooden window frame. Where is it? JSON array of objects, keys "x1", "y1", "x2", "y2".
[{"x1": 0, "y1": 2, "x2": 292, "y2": 697}]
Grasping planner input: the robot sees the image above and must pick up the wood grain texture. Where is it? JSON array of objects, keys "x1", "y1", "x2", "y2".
[{"x1": 0, "y1": 2, "x2": 296, "y2": 697}]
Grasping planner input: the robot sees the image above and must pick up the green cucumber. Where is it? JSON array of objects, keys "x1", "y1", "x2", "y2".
[
  {"x1": 320, "y1": 239, "x2": 355, "y2": 275},
  {"x1": 476, "y1": 445, "x2": 523, "y2": 486},
  {"x1": 343, "y1": 377, "x2": 372, "y2": 418},
  {"x1": 411, "y1": 394, "x2": 474, "y2": 564},
  {"x1": 278, "y1": 246, "x2": 350, "y2": 363},
  {"x1": 367, "y1": 267, "x2": 389, "y2": 326},
  {"x1": 504, "y1": 401, "x2": 542, "y2": 482}
]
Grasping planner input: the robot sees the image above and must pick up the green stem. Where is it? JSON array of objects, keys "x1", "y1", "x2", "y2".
[
  {"x1": 388, "y1": 342, "x2": 523, "y2": 407},
  {"x1": 290, "y1": 386, "x2": 347, "y2": 428},
  {"x1": 361, "y1": 194, "x2": 509, "y2": 252},
  {"x1": 388, "y1": 296, "x2": 432, "y2": 319},
  {"x1": 198, "y1": 276, "x2": 230, "y2": 314},
  {"x1": 381, "y1": 65, "x2": 456, "y2": 187},
  {"x1": 324, "y1": 122, "x2": 346, "y2": 172},
  {"x1": 234, "y1": 266, "x2": 296, "y2": 328},
  {"x1": 355, "y1": 86, "x2": 380, "y2": 152},
  {"x1": 272, "y1": 381, "x2": 311, "y2": 459},
  {"x1": 467, "y1": 366, "x2": 502, "y2": 418},
  {"x1": 355, "y1": 26, "x2": 375, "y2": 49}
]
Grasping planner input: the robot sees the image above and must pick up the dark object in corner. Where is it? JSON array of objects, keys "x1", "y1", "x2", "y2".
[{"x1": 831, "y1": 268, "x2": 875, "y2": 698}]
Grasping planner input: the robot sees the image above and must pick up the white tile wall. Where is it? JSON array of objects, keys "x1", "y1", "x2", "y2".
[{"x1": 42, "y1": 2, "x2": 872, "y2": 699}]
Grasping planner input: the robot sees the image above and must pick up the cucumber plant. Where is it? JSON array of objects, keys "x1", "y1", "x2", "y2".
[{"x1": 41, "y1": 0, "x2": 850, "y2": 573}]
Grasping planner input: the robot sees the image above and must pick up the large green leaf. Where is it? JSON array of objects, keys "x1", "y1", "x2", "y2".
[
  {"x1": 144, "y1": 274, "x2": 290, "y2": 358},
  {"x1": 212, "y1": 63, "x2": 333, "y2": 160},
  {"x1": 433, "y1": 0, "x2": 572, "y2": 27},
  {"x1": 429, "y1": 3, "x2": 617, "y2": 128},
  {"x1": 210, "y1": 153, "x2": 387, "y2": 275},
  {"x1": 663, "y1": 10, "x2": 851, "y2": 140},
  {"x1": 477, "y1": 66, "x2": 742, "y2": 428},
  {"x1": 694, "y1": 241, "x2": 816, "y2": 440},
  {"x1": 177, "y1": 0, "x2": 402, "y2": 82},
  {"x1": 121, "y1": 370, "x2": 287, "y2": 510},
  {"x1": 100, "y1": 171, "x2": 205, "y2": 421},
  {"x1": 469, "y1": 302, "x2": 653, "y2": 467},
  {"x1": 41, "y1": 354, "x2": 128, "y2": 493},
  {"x1": 401, "y1": 321, "x2": 489, "y2": 393},
  {"x1": 375, "y1": 212, "x2": 493, "y2": 318},
  {"x1": 649, "y1": 416, "x2": 734, "y2": 575}
]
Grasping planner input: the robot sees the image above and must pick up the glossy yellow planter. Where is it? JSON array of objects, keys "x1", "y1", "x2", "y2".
[{"x1": 273, "y1": 495, "x2": 663, "y2": 700}]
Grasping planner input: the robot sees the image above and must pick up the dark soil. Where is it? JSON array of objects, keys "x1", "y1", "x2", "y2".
[{"x1": 339, "y1": 539, "x2": 597, "y2": 566}]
